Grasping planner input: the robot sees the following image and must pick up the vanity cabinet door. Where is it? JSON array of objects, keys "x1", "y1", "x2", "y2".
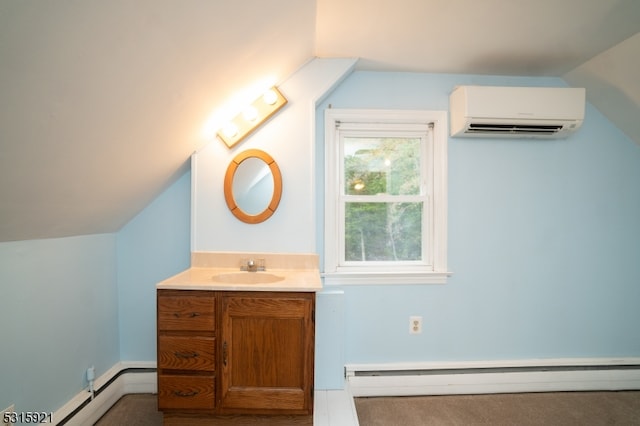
[{"x1": 219, "y1": 292, "x2": 315, "y2": 415}]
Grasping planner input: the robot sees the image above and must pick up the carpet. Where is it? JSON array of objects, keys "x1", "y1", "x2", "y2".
[{"x1": 355, "y1": 391, "x2": 640, "y2": 426}]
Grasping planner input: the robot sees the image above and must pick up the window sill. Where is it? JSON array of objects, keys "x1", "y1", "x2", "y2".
[{"x1": 321, "y1": 271, "x2": 452, "y2": 285}]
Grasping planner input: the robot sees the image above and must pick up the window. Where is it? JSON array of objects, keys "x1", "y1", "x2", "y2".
[{"x1": 324, "y1": 109, "x2": 449, "y2": 284}]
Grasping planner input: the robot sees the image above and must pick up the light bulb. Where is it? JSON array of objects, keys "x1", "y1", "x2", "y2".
[
  {"x1": 263, "y1": 89, "x2": 278, "y2": 105},
  {"x1": 243, "y1": 106, "x2": 258, "y2": 122},
  {"x1": 222, "y1": 122, "x2": 238, "y2": 138}
]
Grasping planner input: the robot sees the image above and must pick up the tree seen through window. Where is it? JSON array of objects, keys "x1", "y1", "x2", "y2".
[{"x1": 343, "y1": 137, "x2": 423, "y2": 262}]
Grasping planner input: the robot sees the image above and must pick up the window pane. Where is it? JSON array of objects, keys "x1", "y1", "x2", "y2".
[
  {"x1": 343, "y1": 137, "x2": 421, "y2": 195},
  {"x1": 345, "y1": 202, "x2": 423, "y2": 261}
]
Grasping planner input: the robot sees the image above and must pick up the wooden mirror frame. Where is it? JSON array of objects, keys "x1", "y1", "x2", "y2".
[{"x1": 223, "y1": 149, "x2": 282, "y2": 224}]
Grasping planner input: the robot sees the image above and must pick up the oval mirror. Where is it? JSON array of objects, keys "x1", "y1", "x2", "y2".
[{"x1": 224, "y1": 149, "x2": 282, "y2": 224}]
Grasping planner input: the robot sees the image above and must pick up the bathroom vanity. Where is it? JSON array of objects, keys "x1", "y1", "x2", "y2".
[{"x1": 156, "y1": 252, "x2": 322, "y2": 425}]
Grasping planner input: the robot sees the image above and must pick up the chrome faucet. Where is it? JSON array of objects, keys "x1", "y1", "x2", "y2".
[
  {"x1": 247, "y1": 259, "x2": 257, "y2": 272},
  {"x1": 241, "y1": 258, "x2": 265, "y2": 272}
]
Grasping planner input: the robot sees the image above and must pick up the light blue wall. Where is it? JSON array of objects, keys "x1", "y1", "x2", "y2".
[
  {"x1": 316, "y1": 71, "x2": 640, "y2": 365},
  {"x1": 0, "y1": 234, "x2": 119, "y2": 417},
  {"x1": 315, "y1": 290, "x2": 345, "y2": 389},
  {"x1": 117, "y1": 170, "x2": 191, "y2": 361}
]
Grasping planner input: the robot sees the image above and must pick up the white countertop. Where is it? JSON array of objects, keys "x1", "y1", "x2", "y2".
[
  {"x1": 156, "y1": 266, "x2": 322, "y2": 292},
  {"x1": 156, "y1": 251, "x2": 323, "y2": 292}
]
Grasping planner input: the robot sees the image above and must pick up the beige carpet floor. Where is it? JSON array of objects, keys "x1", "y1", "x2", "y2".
[
  {"x1": 94, "y1": 394, "x2": 162, "y2": 426},
  {"x1": 355, "y1": 391, "x2": 640, "y2": 426}
]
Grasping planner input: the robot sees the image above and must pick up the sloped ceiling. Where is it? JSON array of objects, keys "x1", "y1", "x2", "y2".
[
  {"x1": 0, "y1": 0, "x2": 316, "y2": 241},
  {"x1": 1, "y1": 0, "x2": 639, "y2": 242},
  {"x1": 318, "y1": 0, "x2": 640, "y2": 76},
  {"x1": 564, "y1": 32, "x2": 640, "y2": 142}
]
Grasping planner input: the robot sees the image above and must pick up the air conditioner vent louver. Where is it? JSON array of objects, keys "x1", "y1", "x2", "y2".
[
  {"x1": 450, "y1": 86, "x2": 585, "y2": 139},
  {"x1": 466, "y1": 123, "x2": 564, "y2": 135}
]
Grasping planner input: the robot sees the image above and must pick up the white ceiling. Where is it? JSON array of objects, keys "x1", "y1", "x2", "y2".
[{"x1": 1, "y1": 0, "x2": 639, "y2": 242}]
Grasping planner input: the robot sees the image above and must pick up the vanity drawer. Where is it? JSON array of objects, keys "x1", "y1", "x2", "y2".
[
  {"x1": 158, "y1": 375, "x2": 215, "y2": 410},
  {"x1": 158, "y1": 336, "x2": 215, "y2": 371},
  {"x1": 158, "y1": 291, "x2": 215, "y2": 331}
]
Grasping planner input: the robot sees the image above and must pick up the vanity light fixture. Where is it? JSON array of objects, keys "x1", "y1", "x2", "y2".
[{"x1": 217, "y1": 86, "x2": 288, "y2": 148}]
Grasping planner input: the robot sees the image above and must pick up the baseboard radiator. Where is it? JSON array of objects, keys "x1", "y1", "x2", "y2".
[
  {"x1": 52, "y1": 362, "x2": 157, "y2": 426},
  {"x1": 346, "y1": 358, "x2": 640, "y2": 397}
]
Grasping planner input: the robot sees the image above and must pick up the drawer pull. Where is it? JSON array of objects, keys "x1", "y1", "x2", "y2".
[
  {"x1": 172, "y1": 312, "x2": 201, "y2": 318},
  {"x1": 173, "y1": 390, "x2": 198, "y2": 398},
  {"x1": 174, "y1": 351, "x2": 199, "y2": 359}
]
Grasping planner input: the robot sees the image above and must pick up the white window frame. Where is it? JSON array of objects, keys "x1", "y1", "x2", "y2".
[{"x1": 324, "y1": 109, "x2": 450, "y2": 285}]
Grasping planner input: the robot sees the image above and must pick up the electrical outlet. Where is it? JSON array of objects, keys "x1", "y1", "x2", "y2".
[
  {"x1": 1, "y1": 404, "x2": 15, "y2": 426},
  {"x1": 409, "y1": 316, "x2": 422, "y2": 334}
]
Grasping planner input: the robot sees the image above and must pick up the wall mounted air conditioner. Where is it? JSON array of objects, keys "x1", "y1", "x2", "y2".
[{"x1": 450, "y1": 85, "x2": 586, "y2": 138}]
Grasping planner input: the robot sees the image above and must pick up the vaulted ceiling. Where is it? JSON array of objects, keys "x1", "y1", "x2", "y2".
[{"x1": 1, "y1": 0, "x2": 639, "y2": 242}]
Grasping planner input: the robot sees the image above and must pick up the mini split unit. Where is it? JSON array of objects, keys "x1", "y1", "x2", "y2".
[{"x1": 449, "y1": 85, "x2": 586, "y2": 139}]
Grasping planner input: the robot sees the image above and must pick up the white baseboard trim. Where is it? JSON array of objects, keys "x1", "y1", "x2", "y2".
[
  {"x1": 346, "y1": 358, "x2": 640, "y2": 397},
  {"x1": 52, "y1": 361, "x2": 157, "y2": 426}
]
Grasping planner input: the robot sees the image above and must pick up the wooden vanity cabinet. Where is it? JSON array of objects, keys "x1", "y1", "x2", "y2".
[{"x1": 157, "y1": 289, "x2": 315, "y2": 419}]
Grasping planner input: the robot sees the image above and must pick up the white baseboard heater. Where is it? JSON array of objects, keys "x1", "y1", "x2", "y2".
[{"x1": 346, "y1": 358, "x2": 640, "y2": 397}]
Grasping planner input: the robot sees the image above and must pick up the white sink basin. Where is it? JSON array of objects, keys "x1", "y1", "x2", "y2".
[{"x1": 211, "y1": 272, "x2": 285, "y2": 284}]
